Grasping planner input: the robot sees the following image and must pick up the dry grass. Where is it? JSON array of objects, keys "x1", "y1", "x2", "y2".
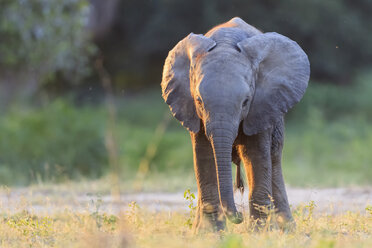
[{"x1": 0, "y1": 200, "x2": 371, "y2": 248}]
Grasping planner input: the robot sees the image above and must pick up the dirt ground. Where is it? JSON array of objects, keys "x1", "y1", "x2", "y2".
[{"x1": 0, "y1": 187, "x2": 371, "y2": 215}]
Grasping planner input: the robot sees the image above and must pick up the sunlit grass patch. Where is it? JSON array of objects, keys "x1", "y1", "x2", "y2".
[{"x1": 0, "y1": 201, "x2": 371, "y2": 248}]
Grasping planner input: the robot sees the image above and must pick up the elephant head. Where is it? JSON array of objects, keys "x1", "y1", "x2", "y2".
[{"x1": 161, "y1": 18, "x2": 310, "y2": 224}]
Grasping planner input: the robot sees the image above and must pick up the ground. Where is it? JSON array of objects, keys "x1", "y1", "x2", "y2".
[
  {"x1": 0, "y1": 184, "x2": 371, "y2": 247},
  {"x1": 1, "y1": 186, "x2": 371, "y2": 215}
]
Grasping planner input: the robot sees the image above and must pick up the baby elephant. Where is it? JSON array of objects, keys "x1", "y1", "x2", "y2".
[{"x1": 161, "y1": 17, "x2": 310, "y2": 231}]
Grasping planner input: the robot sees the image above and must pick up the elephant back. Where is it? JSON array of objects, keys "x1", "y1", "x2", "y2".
[{"x1": 205, "y1": 17, "x2": 262, "y2": 45}]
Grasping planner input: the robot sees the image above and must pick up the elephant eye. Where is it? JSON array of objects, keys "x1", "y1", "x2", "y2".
[{"x1": 242, "y1": 98, "x2": 249, "y2": 107}]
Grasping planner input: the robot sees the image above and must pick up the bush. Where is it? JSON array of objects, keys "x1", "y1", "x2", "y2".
[
  {"x1": 288, "y1": 72, "x2": 372, "y2": 122},
  {"x1": 1, "y1": 78, "x2": 372, "y2": 187},
  {"x1": 95, "y1": 0, "x2": 372, "y2": 88},
  {"x1": 283, "y1": 73, "x2": 372, "y2": 186},
  {"x1": 0, "y1": 100, "x2": 107, "y2": 185},
  {"x1": 0, "y1": 0, "x2": 96, "y2": 103}
]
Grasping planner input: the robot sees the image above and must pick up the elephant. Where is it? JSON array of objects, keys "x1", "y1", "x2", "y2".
[{"x1": 161, "y1": 17, "x2": 310, "y2": 231}]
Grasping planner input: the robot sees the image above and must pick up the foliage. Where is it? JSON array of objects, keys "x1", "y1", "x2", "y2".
[
  {"x1": 183, "y1": 188, "x2": 197, "y2": 228},
  {"x1": 0, "y1": 0, "x2": 96, "y2": 102},
  {"x1": 0, "y1": 0, "x2": 94, "y2": 75},
  {"x1": 89, "y1": 194, "x2": 118, "y2": 230},
  {"x1": 96, "y1": 0, "x2": 372, "y2": 88},
  {"x1": 366, "y1": 205, "x2": 372, "y2": 216},
  {"x1": 0, "y1": 100, "x2": 107, "y2": 185},
  {"x1": 293, "y1": 201, "x2": 317, "y2": 225},
  {"x1": 6, "y1": 211, "x2": 54, "y2": 246},
  {"x1": 288, "y1": 72, "x2": 372, "y2": 122},
  {"x1": 1, "y1": 75, "x2": 372, "y2": 187},
  {"x1": 283, "y1": 73, "x2": 372, "y2": 186}
]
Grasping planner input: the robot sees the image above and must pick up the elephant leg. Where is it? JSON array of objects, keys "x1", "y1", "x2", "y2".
[
  {"x1": 190, "y1": 129, "x2": 225, "y2": 232},
  {"x1": 238, "y1": 130, "x2": 273, "y2": 223},
  {"x1": 271, "y1": 119, "x2": 294, "y2": 229}
]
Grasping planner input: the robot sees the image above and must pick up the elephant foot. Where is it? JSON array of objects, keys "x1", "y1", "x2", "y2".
[
  {"x1": 250, "y1": 201, "x2": 274, "y2": 218},
  {"x1": 193, "y1": 208, "x2": 226, "y2": 233},
  {"x1": 276, "y1": 212, "x2": 296, "y2": 232},
  {"x1": 249, "y1": 202, "x2": 276, "y2": 231},
  {"x1": 226, "y1": 211, "x2": 244, "y2": 224},
  {"x1": 249, "y1": 206, "x2": 296, "y2": 232}
]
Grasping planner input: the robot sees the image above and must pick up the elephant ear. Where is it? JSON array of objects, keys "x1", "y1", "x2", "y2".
[
  {"x1": 237, "y1": 32, "x2": 310, "y2": 135},
  {"x1": 161, "y1": 33, "x2": 216, "y2": 133}
]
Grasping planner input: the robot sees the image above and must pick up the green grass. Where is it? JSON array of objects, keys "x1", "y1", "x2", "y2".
[{"x1": 1, "y1": 75, "x2": 372, "y2": 188}]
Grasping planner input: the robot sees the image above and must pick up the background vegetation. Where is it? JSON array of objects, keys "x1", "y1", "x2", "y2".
[
  {"x1": 95, "y1": 0, "x2": 372, "y2": 87},
  {"x1": 1, "y1": 78, "x2": 372, "y2": 189},
  {"x1": 0, "y1": 0, "x2": 371, "y2": 189}
]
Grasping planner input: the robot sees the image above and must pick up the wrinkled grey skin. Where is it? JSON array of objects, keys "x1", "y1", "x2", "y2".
[{"x1": 161, "y1": 17, "x2": 310, "y2": 232}]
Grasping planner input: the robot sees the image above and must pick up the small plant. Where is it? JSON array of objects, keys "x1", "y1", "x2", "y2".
[
  {"x1": 128, "y1": 201, "x2": 140, "y2": 214},
  {"x1": 6, "y1": 211, "x2": 53, "y2": 246},
  {"x1": 102, "y1": 214, "x2": 118, "y2": 231},
  {"x1": 126, "y1": 201, "x2": 141, "y2": 227},
  {"x1": 366, "y1": 205, "x2": 372, "y2": 216},
  {"x1": 304, "y1": 200, "x2": 317, "y2": 222},
  {"x1": 183, "y1": 188, "x2": 197, "y2": 228},
  {"x1": 89, "y1": 194, "x2": 118, "y2": 230},
  {"x1": 89, "y1": 194, "x2": 104, "y2": 229}
]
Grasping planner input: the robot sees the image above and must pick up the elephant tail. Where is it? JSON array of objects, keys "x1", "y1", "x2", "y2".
[
  {"x1": 232, "y1": 147, "x2": 244, "y2": 194},
  {"x1": 235, "y1": 164, "x2": 244, "y2": 194}
]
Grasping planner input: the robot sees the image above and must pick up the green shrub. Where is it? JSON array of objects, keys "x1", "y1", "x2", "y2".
[
  {"x1": 288, "y1": 72, "x2": 372, "y2": 122},
  {"x1": 283, "y1": 74, "x2": 372, "y2": 186},
  {"x1": 1, "y1": 78, "x2": 372, "y2": 187},
  {"x1": 0, "y1": 100, "x2": 107, "y2": 184},
  {"x1": 98, "y1": 0, "x2": 372, "y2": 88},
  {"x1": 0, "y1": 0, "x2": 94, "y2": 79},
  {"x1": 284, "y1": 111, "x2": 372, "y2": 186},
  {"x1": 0, "y1": 0, "x2": 96, "y2": 104}
]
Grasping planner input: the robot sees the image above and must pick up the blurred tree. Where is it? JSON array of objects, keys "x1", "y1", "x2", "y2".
[
  {"x1": 90, "y1": 0, "x2": 372, "y2": 89},
  {"x1": 1, "y1": 0, "x2": 371, "y2": 99},
  {"x1": 0, "y1": 0, "x2": 96, "y2": 106}
]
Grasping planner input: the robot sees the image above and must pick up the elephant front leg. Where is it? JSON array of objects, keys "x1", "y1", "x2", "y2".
[
  {"x1": 239, "y1": 131, "x2": 274, "y2": 225},
  {"x1": 190, "y1": 130, "x2": 225, "y2": 233},
  {"x1": 271, "y1": 154, "x2": 294, "y2": 230},
  {"x1": 271, "y1": 120, "x2": 294, "y2": 229}
]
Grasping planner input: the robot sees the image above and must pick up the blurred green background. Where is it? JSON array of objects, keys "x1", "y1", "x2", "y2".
[{"x1": 0, "y1": 0, "x2": 371, "y2": 189}]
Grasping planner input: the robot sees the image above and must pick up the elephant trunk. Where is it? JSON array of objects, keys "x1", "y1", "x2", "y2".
[{"x1": 208, "y1": 124, "x2": 243, "y2": 224}]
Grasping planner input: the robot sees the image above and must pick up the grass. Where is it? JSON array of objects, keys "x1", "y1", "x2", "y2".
[{"x1": 0, "y1": 200, "x2": 371, "y2": 247}]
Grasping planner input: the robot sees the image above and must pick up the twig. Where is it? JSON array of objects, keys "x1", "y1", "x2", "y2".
[
  {"x1": 133, "y1": 111, "x2": 172, "y2": 191},
  {"x1": 94, "y1": 55, "x2": 121, "y2": 201}
]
